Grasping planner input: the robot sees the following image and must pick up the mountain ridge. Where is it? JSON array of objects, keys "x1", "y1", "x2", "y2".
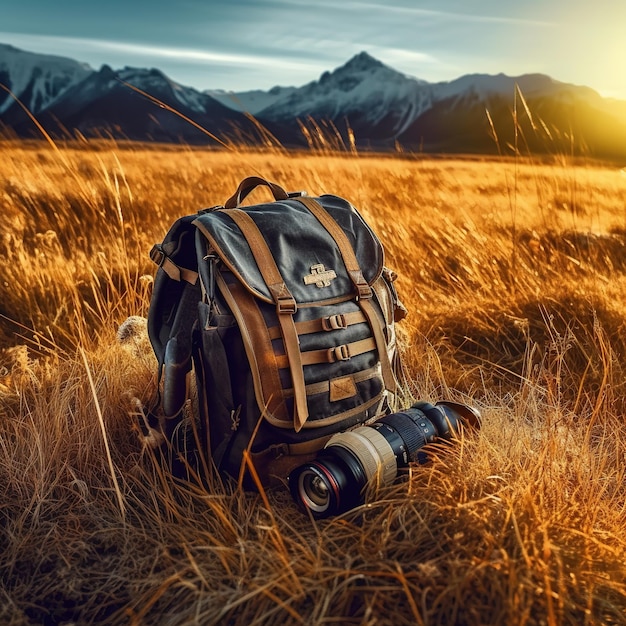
[{"x1": 1, "y1": 43, "x2": 625, "y2": 158}]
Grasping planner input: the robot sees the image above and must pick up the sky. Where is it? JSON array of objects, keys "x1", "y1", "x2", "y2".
[{"x1": 1, "y1": 0, "x2": 625, "y2": 100}]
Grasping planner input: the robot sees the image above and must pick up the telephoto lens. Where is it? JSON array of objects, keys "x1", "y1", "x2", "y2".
[{"x1": 289, "y1": 400, "x2": 480, "y2": 518}]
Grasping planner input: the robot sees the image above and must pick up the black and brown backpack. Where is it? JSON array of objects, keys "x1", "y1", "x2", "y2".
[{"x1": 147, "y1": 176, "x2": 407, "y2": 486}]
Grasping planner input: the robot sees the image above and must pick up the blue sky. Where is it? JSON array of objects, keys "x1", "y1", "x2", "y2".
[{"x1": 1, "y1": 0, "x2": 625, "y2": 99}]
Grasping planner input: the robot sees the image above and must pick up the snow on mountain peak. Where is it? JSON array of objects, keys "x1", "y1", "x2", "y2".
[
  {"x1": 0, "y1": 44, "x2": 93, "y2": 114},
  {"x1": 256, "y1": 51, "x2": 432, "y2": 136},
  {"x1": 116, "y1": 66, "x2": 209, "y2": 113},
  {"x1": 1, "y1": 42, "x2": 621, "y2": 155},
  {"x1": 203, "y1": 54, "x2": 406, "y2": 116}
]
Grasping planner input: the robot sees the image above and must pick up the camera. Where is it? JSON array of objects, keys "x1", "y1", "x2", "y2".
[{"x1": 289, "y1": 400, "x2": 481, "y2": 518}]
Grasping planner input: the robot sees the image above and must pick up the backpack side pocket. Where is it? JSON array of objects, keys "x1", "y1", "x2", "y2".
[{"x1": 195, "y1": 300, "x2": 238, "y2": 471}]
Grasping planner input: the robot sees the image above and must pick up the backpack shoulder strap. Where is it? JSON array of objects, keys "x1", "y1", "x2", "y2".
[
  {"x1": 219, "y1": 207, "x2": 309, "y2": 432},
  {"x1": 296, "y1": 196, "x2": 372, "y2": 299}
]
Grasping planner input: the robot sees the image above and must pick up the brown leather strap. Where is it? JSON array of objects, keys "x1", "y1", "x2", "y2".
[
  {"x1": 222, "y1": 278, "x2": 288, "y2": 422},
  {"x1": 296, "y1": 197, "x2": 395, "y2": 392},
  {"x1": 150, "y1": 244, "x2": 199, "y2": 284},
  {"x1": 267, "y1": 310, "x2": 367, "y2": 340},
  {"x1": 370, "y1": 276, "x2": 403, "y2": 393},
  {"x1": 261, "y1": 435, "x2": 333, "y2": 457},
  {"x1": 248, "y1": 434, "x2": 333, "y2": 487},
  {"x1": 275, "y1": 337, "x2": 376, "y2": 369},
  {"x1": 297, "y1": 196, "x2": 372, "y2": 299},
  {"x1": 220, "y1": 209, "x2": 286, "y2": 291},
  {"x1": 359, "y1": 300, "x2": 397, "y2": 392},
  {"x1": 224, "y1": 176, "x2": 289, "y2": 209},
  {"x1": 359, "y1": 298, "x2": 396, "y2": 392},
  {"x1": 162, "y1": 258, "x2": 199, "y2": 284},
  {"x1": 221, "y1": 208, "x2": 309, "y2": 432}
]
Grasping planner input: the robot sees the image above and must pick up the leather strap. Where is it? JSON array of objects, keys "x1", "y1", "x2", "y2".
[
  {"x1": 150, "y1": 243, "x2": 199, "y2": 284},
  {"x1": 247, "y1": 434, "x2": 333, "y2": 487},
  {"x1": 275, "y1": 337, "x2": 376, "y2": 369},
  {"x1": 267, "y1": 310, "x2": 367, "y2": 340},
  {"x1": 223, "y1": 278, "x2": 288, "y2": 422},
  {"x1": 297, "y1": 196, "x2": 372, "y2": 299},
  {"x1": 221, "y1": 208, "x2": 309, "y2": 432},
  {"x1": 224, "y1": 176, "x2": 289, "y2": 209},
  {"x1": 359, "y1": 297, "x2": 397, "y2": 392}
]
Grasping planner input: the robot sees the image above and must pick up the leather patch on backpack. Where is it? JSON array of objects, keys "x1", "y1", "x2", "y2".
[{"x1": 329, "y1": 375, "x2": 357, "y2": 402}]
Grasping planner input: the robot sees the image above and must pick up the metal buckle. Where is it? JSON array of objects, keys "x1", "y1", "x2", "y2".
[
  {"x1": 322, "y1": 314, "x2": 347, "y2": 331},
  {"x1": 328, "y1": 344, "x2": 350, "y2": 362},
  {"x1": 150, "y1": 243, "x2": 165, "y2": 266},
  {"x1": 356, "y1": 283, "x2": 372, "y2": 300},
  {"x1": 277, "y1": 296, "x2": 297, "y2": 315}
]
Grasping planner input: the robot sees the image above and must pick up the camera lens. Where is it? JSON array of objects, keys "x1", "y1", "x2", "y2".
[
  {"x1": 290, "y1": 445, "x2": 368, "y2": 517},
  {"x1": 297, "y1": 468, "x2": 332, "y2": 513},
  {"x1": 289, "y1": 400, "x2": 480, "y2": 517}
]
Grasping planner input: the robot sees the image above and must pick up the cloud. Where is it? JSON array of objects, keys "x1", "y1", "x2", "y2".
[
  {"x1": 291, "y1": 0, "x2": 555, "y2": 27},
  {"x1": 0, "y1": 31, "x2": 322, "y2": 72}
]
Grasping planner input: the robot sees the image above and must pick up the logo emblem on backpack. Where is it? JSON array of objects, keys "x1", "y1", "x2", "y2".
[{"x1": 304, "y1": 264, "x2": 337, "y2": 288}]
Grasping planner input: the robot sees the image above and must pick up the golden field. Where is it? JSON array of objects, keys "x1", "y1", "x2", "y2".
[{"x1": 1, "y1": 139, "x2": 625, "y2": 625}]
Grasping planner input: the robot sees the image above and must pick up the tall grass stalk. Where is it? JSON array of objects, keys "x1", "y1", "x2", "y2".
[{"x1": 80, "y1": 346, "x2": 126, "y2": 520}]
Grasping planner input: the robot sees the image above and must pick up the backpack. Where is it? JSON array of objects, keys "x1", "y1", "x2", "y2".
[{"x1": 147, "y1": 176, "x2": 407, "y2": 487}]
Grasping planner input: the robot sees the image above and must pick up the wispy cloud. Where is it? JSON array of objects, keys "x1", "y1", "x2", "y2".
[
  {"x1": 0, "y1": 32, "x2": 322, "y2": 72},
  {"x1": 295, "y1": 0, "x2": 556, "y2": 27}
]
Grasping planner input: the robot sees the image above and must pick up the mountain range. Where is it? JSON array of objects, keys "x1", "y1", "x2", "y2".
[{"x1": 1, "y1": 43, "x2": 626, "y2": 158}]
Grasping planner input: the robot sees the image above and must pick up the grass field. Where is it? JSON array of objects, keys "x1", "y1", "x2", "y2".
[{"x1": 1, "y1": 139, "x2": 626, "y2": 624}]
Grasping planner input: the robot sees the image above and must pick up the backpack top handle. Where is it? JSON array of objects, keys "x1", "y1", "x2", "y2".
[{"x1": 224, "y1": 176, "x2": 290, "y2": 209}]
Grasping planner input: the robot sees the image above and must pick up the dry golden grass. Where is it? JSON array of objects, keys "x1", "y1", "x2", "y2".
[{"x1": 1, "y1": 139, "x2": 626, "y2": 625}]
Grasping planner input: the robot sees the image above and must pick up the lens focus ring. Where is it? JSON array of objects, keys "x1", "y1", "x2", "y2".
[
  {"x1": 378, "y1": 411, "x2": 427, "y2": 461},
  {"x1": 327, "y1": 427, "x2": 397, "y2": 487}
]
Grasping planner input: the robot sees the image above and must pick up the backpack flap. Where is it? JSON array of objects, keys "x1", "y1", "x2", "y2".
[{"x1": 192, "y1": 194, "x2": 384, "y2": 304}]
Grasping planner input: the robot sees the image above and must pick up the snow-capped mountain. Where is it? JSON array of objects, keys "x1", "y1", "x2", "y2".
[
  {"x1": 1, "y1": 43, "x2": 625, "y2": 158},
  {"x1": 256, "y1": 52, "x2": 432, "y2": 139},
  {"x1": 247, "y1": 54, "x2": 626, "y2": 156},
  {"x1": 0, "y1": 44, "x2": 92, "y2": 118},
  {"x1": 6, "y1": 58, "x2": 259, "y2": 143},
  {"x1": 42, "y1": 64, "x2": 231, "y2": 121},
  {"x1": 250, "y1": 53, "x2": 614, "y2": 148}
]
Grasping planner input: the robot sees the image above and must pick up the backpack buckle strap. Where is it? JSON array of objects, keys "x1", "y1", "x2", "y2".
[
  {"x1": 266, "y1": 310, "x2": 367, "y2": 339},
  {"x1": 322, "y1": 314, "x2": 347, "y2": 331},
  {"x1": 350, "y1": 270, "x2": 373, "y2": 300},
  {"x1": 247, "y1": 435, "x2": 332, "y2": 487},
  {"x1": 276, "y1": 294, "x2": 297, "y2": 315},
  {"x1": 150, "y1": 243, "x2": 166, "y2": 266},
  {"x1": 221, "y1": 207, "x2": 308, "y2": 431},
  {"x1": 150, "y1": 244, "x2": 198, "y2": 285},
  {"x1": 297, "y1": 197, "x2": 374, "y2": 300},
  {"x1": 359, "y1": 298, "x2": 397, "y2": 393},
  {"x1": 277, "y1": 337, "x2": 376, "y2": 368},
  {"x1": 328, "y1": 344, "x2": 351, "y2": 362}
]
